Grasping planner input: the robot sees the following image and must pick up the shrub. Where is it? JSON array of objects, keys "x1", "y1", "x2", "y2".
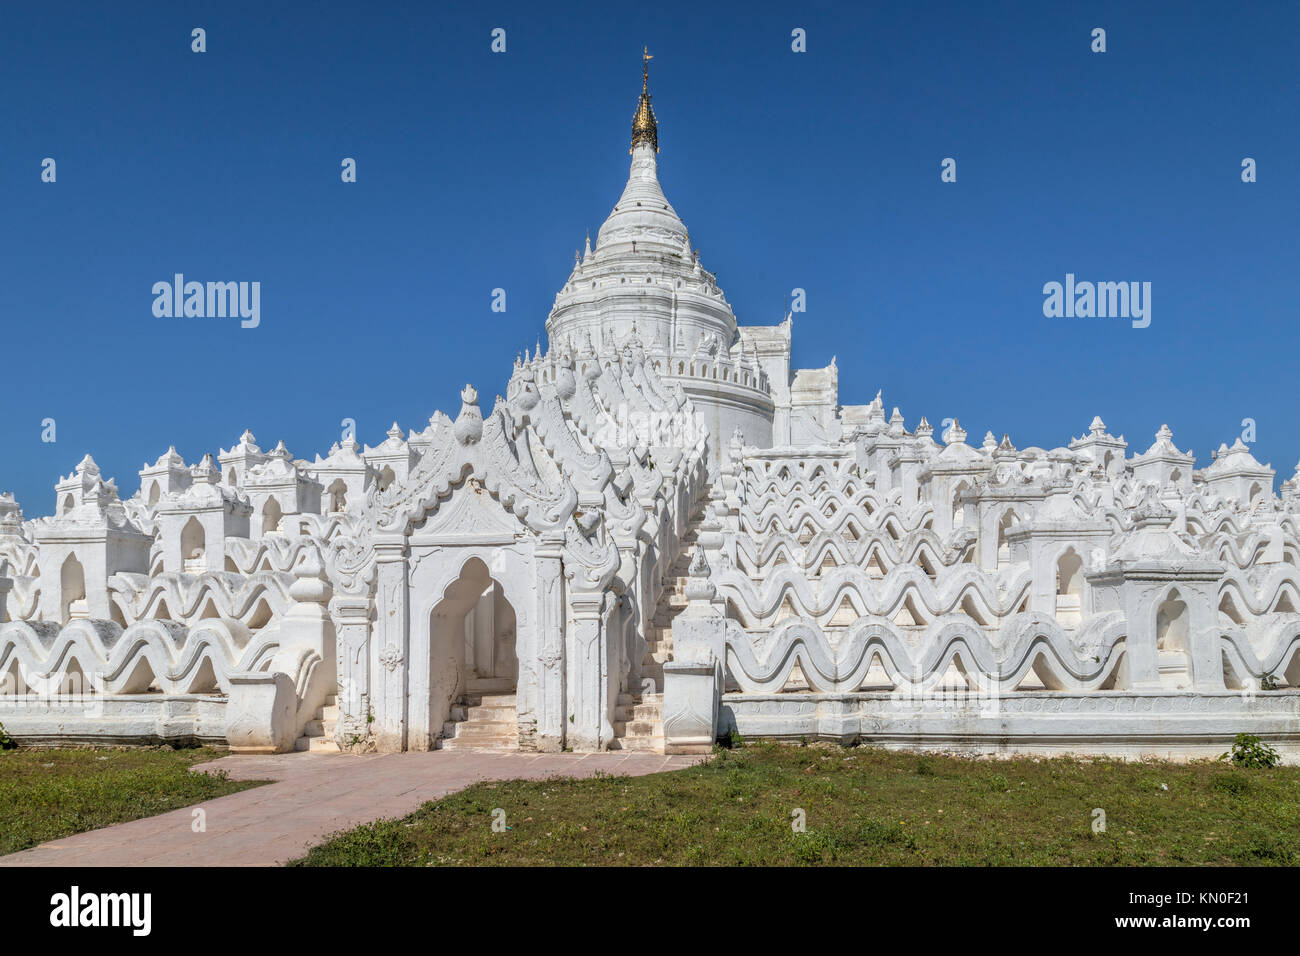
[
  {"x1": 1219, "y1": 733, "x2": 1279, "y2": 769},
  {"x1": 0, "y1": 722, "x2": 15, "y2": 751}
]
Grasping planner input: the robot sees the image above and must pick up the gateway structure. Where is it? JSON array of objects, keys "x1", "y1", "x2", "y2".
[{"x1": 2, "y1": 57, "x2": 1298, "y2": 758}]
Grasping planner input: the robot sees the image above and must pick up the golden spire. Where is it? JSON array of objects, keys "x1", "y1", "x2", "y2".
[{"x1": 630, "y1": 45, "x2": 658, "y2": 154}]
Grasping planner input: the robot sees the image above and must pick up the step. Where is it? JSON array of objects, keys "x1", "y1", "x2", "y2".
[
  {"x1": 466, "y1": 678, "x2": 516, "y2": 695},
  {"x1": 465, "y1": 692, "x2": 517, "y2": 708},
  {"x1": 300, "y1": 719, "x2": 324, "y2": 737},
  {"x1": 608, "y1": 736, "x2": 665, "y2": 752},
  {"x1": 294, "y1": 735, "x2": 340, "y2": 753},
  {"x1": 614, "y1": 700, "x2": 662, "y2": 719},
  {"x1": 614, "y1": 709, "x2": 663, "y2": 725},
  {"x1": 322, "y1": 704, "x2": 340, "y2": 722},
  {"x1": 465, "y1": 704, "x2": 517, "y2": 722},
  {"x1": 439, "y1": 736, "x2": 518, "y2": 752},
  {"x1": 448, "y1": 719, "x2": 517, "y2": 737},
  {"x1": 613, "y1": 719, "x2": 662, "y2": 737}
]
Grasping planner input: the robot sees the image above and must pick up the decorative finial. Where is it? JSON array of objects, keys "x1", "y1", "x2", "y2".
[{"x1": 631, "y1": 46, "x2": 658, "y2": 154}]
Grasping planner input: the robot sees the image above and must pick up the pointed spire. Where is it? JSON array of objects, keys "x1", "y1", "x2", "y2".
[{"x1": 630, "y1": 46, "x2": 658, "y2": 154}]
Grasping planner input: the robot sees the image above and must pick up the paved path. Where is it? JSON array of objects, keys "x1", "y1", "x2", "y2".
[{"x1": 0, "y1": 750, "x2": 705, "y2": 867}]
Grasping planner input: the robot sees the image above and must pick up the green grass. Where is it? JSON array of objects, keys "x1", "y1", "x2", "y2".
[
  {"x1": 0, "y1": 747, "x2": 264, "y2": 855},
  {"x1": 295, "y1": 741, "x2": 1300, "y2": 866}
]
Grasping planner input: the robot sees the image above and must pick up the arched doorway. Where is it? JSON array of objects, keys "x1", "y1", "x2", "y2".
[
  {"x1": 261, "y1": 497, "x2": 282, "y2": 535},
  {"x1": 60, "y1": 553, "x2": 87, "y2": 624},
  {"x1": 326, "y1": 479, "x2": 348, "y2": 513},
  {"x1": 181, "y1": 516, "x2": 206, "y2": 572},
  {"x1": 996, "y1": 509, "x2": 1017, "y2": 567},
  {"x1": 1155, "y1": 589, "x2": 1191, "y2": 687},
  {"x1": 1055, "y1": 549, "x2": 1083, "y2": 629},
  {"x1": 429, "y1": 557, "x2": 519, "y2": 750},
  {"x1": 951, "y1": 480, "x2": 972, "y2": 530}
]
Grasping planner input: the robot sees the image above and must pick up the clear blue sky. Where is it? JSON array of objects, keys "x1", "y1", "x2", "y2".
[{"x1": 2, "y1": 0, "x2": 1296, "y2": 513}]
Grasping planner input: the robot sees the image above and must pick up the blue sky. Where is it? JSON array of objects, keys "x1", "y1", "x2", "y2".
[{"x1": 1, "y1": 0, "x2": 1296, "y2": 513}]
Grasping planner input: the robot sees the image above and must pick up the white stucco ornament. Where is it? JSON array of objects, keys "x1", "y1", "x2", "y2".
[{"x1": 453, "y1": 385, "x2": 484, "y2": 445}]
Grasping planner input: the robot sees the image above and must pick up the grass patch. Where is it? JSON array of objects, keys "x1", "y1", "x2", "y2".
[
  {"x1": 0, "y1": 747, "x2": 263, "y2": 855},
  {"x1": 295, "y1": 741, "x2": 1300, "y2": 866}
]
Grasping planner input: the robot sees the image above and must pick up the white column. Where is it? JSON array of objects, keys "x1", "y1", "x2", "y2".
[{"x1": 372, "y1": 538, "x2": 410, "y2": 751}]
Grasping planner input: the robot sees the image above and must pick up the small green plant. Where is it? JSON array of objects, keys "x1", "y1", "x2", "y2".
[
  {"x1": 988, "y1": 772, "x2": 1010, "y2": 791},
  {"x1": 1260, "y1": 674, "x2": 1280, "y2": 691},
  {"x1": 1219, "y1": 733, "x2": 1279, "y2": 769},
  {"x1": 726, "y1": 728, "x2": 745, "y2": 749},
  {"x1": 1212, "y1": 773, "x2": 1249, "y2": 796},
  {"x1": 788, "y1": 829, "x2": 835, "y2": 863},
  {"x1": 0, "y1": 722, "x2": 15, "y2": 750}
]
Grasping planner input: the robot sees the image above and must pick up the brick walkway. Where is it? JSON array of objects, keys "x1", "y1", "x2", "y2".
[{"x1": 0, "y1": 750, "x2": 705, "y2": 867}]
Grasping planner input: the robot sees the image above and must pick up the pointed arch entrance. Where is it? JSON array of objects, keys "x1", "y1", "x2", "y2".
[
  {"x1": 426, "y1": 556, "x2": 520, "y2": 746},
  {"x1": 430, "y1": 557, "x2": 518, "y2": 695},
  {"x1": 1155, "y1": 588, "x2": 1192, "y2": 687}
]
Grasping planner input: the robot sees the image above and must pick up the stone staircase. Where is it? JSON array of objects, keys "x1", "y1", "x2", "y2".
[
  {"x1": 640, "y1": 509, "x2": 705, "y2": 693},
  {"x1": 610, "y1": 504, "x2": 708, "y2": 753},
  {"x1": 294, "y1": 694, "x2": 340, "y2": 753},
  {"x1": 438, "y1": 691, "x2": 519, "y2": 751},
  {"x1": 610, "y1": 691, "x2": 664, "y2": 751}
]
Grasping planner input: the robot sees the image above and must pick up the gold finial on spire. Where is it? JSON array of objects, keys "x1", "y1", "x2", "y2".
[{"x1": 631, "y1": 46, "x2": 658, "y2": 154}]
